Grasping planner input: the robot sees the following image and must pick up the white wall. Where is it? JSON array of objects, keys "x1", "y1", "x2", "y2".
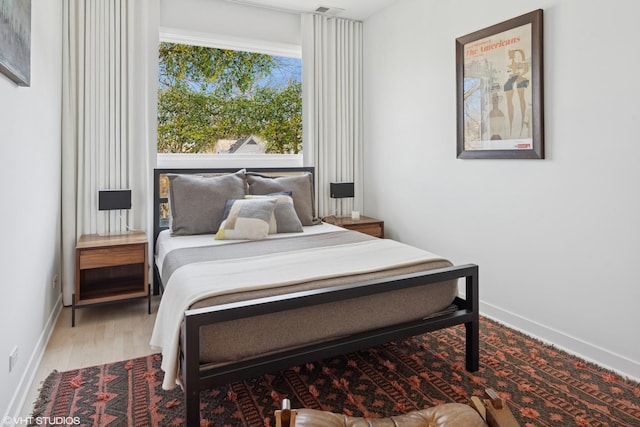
[
  {"x1": 160, "y1": 0, "x2": 300, "y2": 45},
  {"x1": 0, "y1": 0, "x2": 63, "y2": 422},
  {"x1": 363, "y1": 0, "x2": 640, "y2": 380}
]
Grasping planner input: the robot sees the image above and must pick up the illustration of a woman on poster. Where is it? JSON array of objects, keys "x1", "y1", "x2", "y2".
[
  {"x1": 503, "y1": 49, "x2": 529, "y2": 137},
  {"x1": 489, "y1": 93, "x2": 507, "y2": 140}
]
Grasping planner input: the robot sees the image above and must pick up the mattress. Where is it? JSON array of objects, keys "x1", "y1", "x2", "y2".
[{"x1": 151, "y1": 224, "x2": 457, "y2": 389}]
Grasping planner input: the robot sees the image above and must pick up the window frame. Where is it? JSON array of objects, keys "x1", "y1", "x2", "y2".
[{"x1": 157, "y1": 27, "x2": 303, "y2": 168}]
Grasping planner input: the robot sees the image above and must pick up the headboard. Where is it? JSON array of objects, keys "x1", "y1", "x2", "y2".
[{"x1": 153, "y1": 167, "x2": 315, "y2": 243}]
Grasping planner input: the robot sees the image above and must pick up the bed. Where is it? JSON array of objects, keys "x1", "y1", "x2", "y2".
[{"x1": 150, "y1": 167, "x2": 479, "y2": 425}]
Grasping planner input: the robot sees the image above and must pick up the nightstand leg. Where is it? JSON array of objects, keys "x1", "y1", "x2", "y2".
[
  {"x1": 148, "y1": 285, "x2": 151, "y2": 314},
  {"x1": 71, "y1": 294, "x2": 76, "y2": 327}
]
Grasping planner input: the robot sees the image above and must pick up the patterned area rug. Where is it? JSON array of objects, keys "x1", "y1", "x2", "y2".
[{"x1": 31, "y1": 317, "x2": 640, "y2": 426}]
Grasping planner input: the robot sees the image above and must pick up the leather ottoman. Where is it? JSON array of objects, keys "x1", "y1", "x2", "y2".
[
  {"x1": 281, "y1": 403, "x2": 487, "y2": 427},
  {"x1": 275, "y1": 389, "x2": 520, "y2": 427}
]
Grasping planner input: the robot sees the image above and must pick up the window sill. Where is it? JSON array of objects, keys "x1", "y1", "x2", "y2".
[{"x1": 156, "y1": 153, "x2": 303, "y2": 169}]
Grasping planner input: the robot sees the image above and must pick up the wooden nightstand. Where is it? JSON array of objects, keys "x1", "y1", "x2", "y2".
[
  {"x1": 324, "y1": 215, "x2": 384, "y2": 238},
  {"x1": 73, "y1": 230, "x2": 150, "y2": 326}
]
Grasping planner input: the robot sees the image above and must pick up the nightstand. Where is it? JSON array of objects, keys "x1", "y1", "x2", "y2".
[
  {"x1": 324, "y1": 215, "x2": 384, "y2": 238},
  {"x1": 73, "y1": 230, "x2": 150, "y2": 326}
]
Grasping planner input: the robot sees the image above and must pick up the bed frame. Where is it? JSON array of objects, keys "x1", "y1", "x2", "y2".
[{"x1": 153, "y1": 167, "x2": 479, "y2": 426}]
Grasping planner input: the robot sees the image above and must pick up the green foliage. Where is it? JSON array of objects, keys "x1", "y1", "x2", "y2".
[
  {"x1": 157, "y1": 42, "x2": 302, "y2": 154},
  {"x1": 253, "y1": 82, "x2": 302, "y2": 154}
]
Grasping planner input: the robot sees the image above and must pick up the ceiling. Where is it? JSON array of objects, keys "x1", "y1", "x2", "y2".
[{"x1": 223, "y1": 0, "x2": 397, "y2": 20}]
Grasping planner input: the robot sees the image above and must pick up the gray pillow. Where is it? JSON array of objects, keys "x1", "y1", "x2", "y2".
[
  {"x1": 244, "y1": 194, "x2": 303, "y2": 233},
  {"x1": 168, "y1": 171, "x2": 246, "y2": 235},
  {"x1": 246, "y1": 172, "x2": 319, "y2": 226}
]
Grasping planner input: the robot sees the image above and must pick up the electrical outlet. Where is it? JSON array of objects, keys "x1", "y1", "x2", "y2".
[
  {"x1": 52, "y1": 274, "x2": 58, "y2": 288},
  {"x1": 9, "y1": 346, "x2": 17, "y2": 373}
]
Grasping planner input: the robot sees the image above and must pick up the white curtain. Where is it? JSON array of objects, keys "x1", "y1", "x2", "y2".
[
  {"x1": 61, "y1": 0, "x2": 159, "y2": 305},
  {"x1": 301, "y1": 14, "x2": 363, "y2": 218}
]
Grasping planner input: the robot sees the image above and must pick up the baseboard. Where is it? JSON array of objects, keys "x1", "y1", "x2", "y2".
[
  {"x1": 2, "y1": 295, "x2": 62, "y2": 427},
  {"x1": 479, "y1": 300, "x2": 640, "y2": 382}
]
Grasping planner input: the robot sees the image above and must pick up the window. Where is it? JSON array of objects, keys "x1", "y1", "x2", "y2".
[{"x1": 157, "y1": 31, "x2": 302, "y2": 167}]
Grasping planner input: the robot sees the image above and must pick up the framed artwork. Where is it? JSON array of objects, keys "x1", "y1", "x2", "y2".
[
  {"x1": 0, "y1": 0, "x2": 31, "y2": 86},
  {"x1": 456, "y1": 9, "x2": 543, "y2": 159}
]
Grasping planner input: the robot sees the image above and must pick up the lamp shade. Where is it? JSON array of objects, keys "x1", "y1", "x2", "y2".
[
  {"x1": 99, "y1": 189, "x2": 132, "y2": 210},
  {"x1": 329, "y1": 182, "x2": 354, "y2": 198}
]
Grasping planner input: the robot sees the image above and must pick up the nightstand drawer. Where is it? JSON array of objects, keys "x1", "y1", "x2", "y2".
[
  {"x1": 79, "y1": 245, "x2": 145, "y2": 270},
  {"x1": 348, "y1": 223, "x2": 383, "y2": 238},
  {"x1": 323, "y1": 215, "x2": 384, "y2": 238}
]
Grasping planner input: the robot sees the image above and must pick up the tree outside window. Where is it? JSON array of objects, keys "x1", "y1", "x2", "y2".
[{"x1": 158, "y1": 42, "x2": 302, "y2": 155}]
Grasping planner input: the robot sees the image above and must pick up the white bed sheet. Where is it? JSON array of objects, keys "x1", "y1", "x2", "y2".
[{"x1": 155, "y1": 222, "x2": 345, "y2": 274}]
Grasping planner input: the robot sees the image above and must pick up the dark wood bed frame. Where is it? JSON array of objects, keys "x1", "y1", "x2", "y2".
[{"x1": 153, "y1": 167, "x2": 479, "y2": 426}]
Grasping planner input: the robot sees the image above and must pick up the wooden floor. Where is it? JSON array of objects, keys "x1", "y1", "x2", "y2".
[{"x1": 21, "y1": 297, "x2": 160, "y2": 418}]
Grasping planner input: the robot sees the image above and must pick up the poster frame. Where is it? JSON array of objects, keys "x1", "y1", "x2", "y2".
[{"x1": 456, "y1": 9, "x2": 544, "y2": 159}]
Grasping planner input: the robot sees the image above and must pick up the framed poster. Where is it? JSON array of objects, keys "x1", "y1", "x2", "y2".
[
  {"x1": 456, "y1": 10, "x2": 543, "y2": 159},
  {"x1": 0, "y1": 0, "x2": 31, "y2": 86}
]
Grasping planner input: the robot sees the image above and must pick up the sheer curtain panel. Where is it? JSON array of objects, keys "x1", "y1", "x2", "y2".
[
  {"x1": 302, "y1": 14, "x2": 364, "y2": 218},
  {"x1": 61, "y1": 0, "x2": 158, "y2": 305}
]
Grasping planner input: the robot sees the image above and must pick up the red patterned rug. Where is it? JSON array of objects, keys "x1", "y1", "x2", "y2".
[{"x1": 31, "y1": 317, "x2": 640, "y2": 426}]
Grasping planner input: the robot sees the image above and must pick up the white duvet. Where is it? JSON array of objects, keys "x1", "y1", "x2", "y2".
[{"x1": 150, "y1": 236, "x2": 445, "y2": 390}]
